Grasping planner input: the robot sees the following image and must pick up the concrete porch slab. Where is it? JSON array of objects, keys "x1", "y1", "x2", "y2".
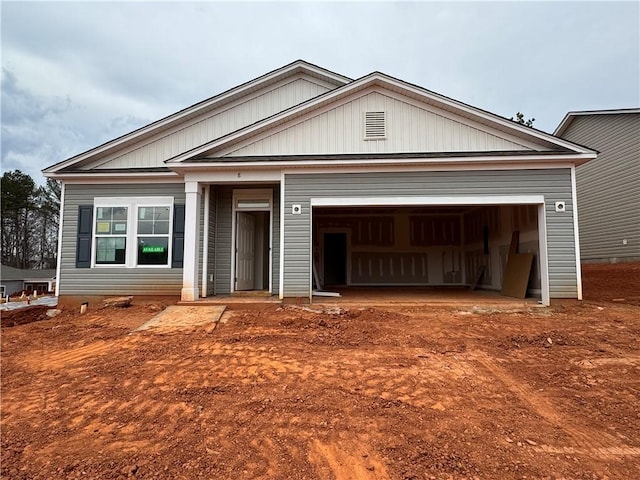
[{"x1": 134, "y1": 305, "x2": 226, "y2": 332}]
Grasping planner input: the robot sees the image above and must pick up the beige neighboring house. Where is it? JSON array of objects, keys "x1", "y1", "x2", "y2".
[
  {"x1": 43, "y1": 60, "x2": 597, "y2": 306},
  {"x1": 555, "y1": 109, "x2": 640, "y2": 263}
]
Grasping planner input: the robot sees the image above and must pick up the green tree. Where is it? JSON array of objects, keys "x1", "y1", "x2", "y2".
[
  {"x1": 1, "y1": 170, "x2": 36, "y2": 268},
  {"x1": 1, "y1": 170, "x2": 60, "y2": 269},
  {"x1": 34, "y1": 179, "x2": 61, "y2": 268},
  {"x1": 510, "y1": 112, "x2": 535, "y2": 127}
]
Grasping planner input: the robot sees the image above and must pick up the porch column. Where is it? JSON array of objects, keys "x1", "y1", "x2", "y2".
[{"x1": 181, "y1": 181, "x2": 201, "y2": 301}]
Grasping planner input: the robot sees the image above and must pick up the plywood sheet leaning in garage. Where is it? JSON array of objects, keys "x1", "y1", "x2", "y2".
[
  {"x1": 134, "y1": 305, "x2": 226, "y2": 333},
  {"x1": 501, "y1": 253, "x2": 534, "y2": 299}
]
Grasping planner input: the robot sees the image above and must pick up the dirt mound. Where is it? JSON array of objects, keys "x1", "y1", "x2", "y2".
[
  {"x1": 1, "y1": 305, "x2": 52, "y2": 328},
  {"x1": 582, "y1": 262, "x2": 640, "y2": 305},
  {"x1": 2, "y1": 275, "x2": 640, "y2": 478}
]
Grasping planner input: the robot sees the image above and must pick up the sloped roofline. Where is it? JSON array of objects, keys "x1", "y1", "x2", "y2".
[
  {"x1": 166, "y1": 70, "x2": 596, "y2": 164},
  {"x1": 0, "y1": 264, "x2": 56, "y2": 281},
  {"x1": 554, "y1": 108, "x2": 640, "y2": 136},
  {"x1": 43, "y1": 60, "x2": 352, "y2": 174}
]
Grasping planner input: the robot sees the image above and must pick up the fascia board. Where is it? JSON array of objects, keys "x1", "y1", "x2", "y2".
[
  {"x1": 167, "y1": 152, "x2": 596, "y2": 170},
  {"x1": 84, "y1": 72, "x2": 343, "y2": 171},
  {"x1": 165, "y1": 74, "x2": 379, "y2": 164},
  {"x1": 168, "y1": 73, "x2": 594, "y2": 164},
  {"x1": 377, "y1": 73, "x2": 595, "y2": 154},
  {"x1": 44, "y1": 171, "x2": 183, "y2": 183},
  {"x1": 43, "y1": 60, "x2": 352, "y2": 174},
  {"x1": 554, "y1": 108, "x2": 640, "y2": 136}
]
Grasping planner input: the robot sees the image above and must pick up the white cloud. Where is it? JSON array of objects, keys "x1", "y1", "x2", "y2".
[{"x1": 1, "y1": 1, "x2": 638, "y2": 183}]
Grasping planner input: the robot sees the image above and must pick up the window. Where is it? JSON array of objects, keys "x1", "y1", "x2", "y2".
[
  {"x1": 137, "y1": 206, "x2": 170, "y2": 265},
  {"x1": 93, "y1": 197, "x2": 173, "y2": 268},
  {"x1": 95, "y1": 206, "x2": 128, "y2": 264}
]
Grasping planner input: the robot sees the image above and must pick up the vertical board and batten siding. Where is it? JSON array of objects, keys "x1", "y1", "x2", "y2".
[
  {"x1": 225, "y1": 91, "x2": 534, "y2": 157},
  {"x1": 213, "y1": 185, "x2": 280, "y2": 295},
  {"x1": 89, "y1": 79, "x2": 332, "y2": 170},
  {"x1": 560, "y1": 114, "x2": 640, "y2": 261},
  {"x1": 283, "y1": 169, "x2": 577, "y2": 298},
  {"x1": 59, "y1": 183, "x2": 185, "y2": 296}
]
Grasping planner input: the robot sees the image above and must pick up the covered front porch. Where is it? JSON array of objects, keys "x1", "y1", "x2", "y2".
[{"x1": 180, "y1": 174, "x2": 282, "y2": 302}]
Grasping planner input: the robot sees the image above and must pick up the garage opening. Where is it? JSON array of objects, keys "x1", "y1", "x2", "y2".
[{"x1": 312, "y1": 203, "x2": 543, "y2": 300}]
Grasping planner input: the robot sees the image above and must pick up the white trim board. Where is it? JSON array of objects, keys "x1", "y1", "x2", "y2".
[
  {"x1": 170, "y1": 154, "x2": 596, "y2": 171},
  {"x1": 570, "y1": 166, "x2": 583, "y2": 300},
  {"x1": 201, "y1": 185, "x2": 210, "y2": 298},
  {"x1": 230, "y1": 188, "x2": 274, "y2": 294},
  {"x1": 279, "y1": 171, "x2": 286, "y2": 299},
  {"x1": 44, "y1": 60, "x2": 351, "y2": 174},
  {"x1": 54, "y1": 182, "x2": 66, "y2": 297},
  {"x1": 307, "y1": 195, "x2": 551, "y2": 306},
  {"x1": 167, "y1": 72, "x2": 595, "y2": 164},
  {"x1": 310, "y1": 195, "x2": 545, "y2": 207}
]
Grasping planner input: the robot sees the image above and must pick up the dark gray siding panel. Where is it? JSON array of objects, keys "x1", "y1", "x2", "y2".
[
  {"x1": 284, "y1": 169, "x2": 577, "y2": 299},
  {"x1": 214, "y1": 187, "x2": 233, "y2": 295},
  {"x1": 272, "y1": 185, "x2": 281, "y2": 296},
  {"x1": 561, "y1": 113, "x2": 640, "y2": 262},
  {"x1": 206, "y1": 186, "x2": 216, "y2": 296},
  {"x1": 59, "y1": 183, "x2": 185, "y2": 296}
]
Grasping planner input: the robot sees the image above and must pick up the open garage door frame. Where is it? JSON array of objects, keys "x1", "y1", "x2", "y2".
[{"x1": 310, "y1": 195, "x2": 550, "y2": 306}]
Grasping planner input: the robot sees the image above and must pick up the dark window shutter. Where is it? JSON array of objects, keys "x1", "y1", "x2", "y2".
[
  {"x1": 76, "y1": 205, "x2": 93, "y2": 268},
  {"x1": 172, "y1": 204, "x2": 185, "y2": 268}
]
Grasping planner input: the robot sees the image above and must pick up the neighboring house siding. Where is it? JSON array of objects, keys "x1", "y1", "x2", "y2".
[
  {"x1": 560, "y1": 113, "x2": 640, "y2": 262},
  {"x1": 283, "y1": 169, "x2": 577, "y2": 298},
  {"x1": 2, "y1": 280, "x2": 24, "y2": 296},
  {"x1": 59, "y1": 183, "x2": 186, "y2": 296},
  {"x1": 213, "y1": 185, "x2": 280, "y2": 296},
  {"x1": 87, "y1": 78, "x2": 333, "y2": 170},
  {"x1": 224, "y1": 91, "x2": 534, "y2": 157}
]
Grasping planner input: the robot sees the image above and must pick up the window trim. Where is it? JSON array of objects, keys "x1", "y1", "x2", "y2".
[{"x1": 92, "y1": 197, "x2": 174, "y2": 268}]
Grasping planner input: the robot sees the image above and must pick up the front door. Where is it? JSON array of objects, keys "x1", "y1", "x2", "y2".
[{"x1": 235, "y1": 212, "x2": 256, "y2": 291}]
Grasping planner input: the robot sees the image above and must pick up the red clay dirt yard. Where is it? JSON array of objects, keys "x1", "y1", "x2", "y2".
[{"x1": 1, "y1": 264, "x2": 639, "y2": 479}]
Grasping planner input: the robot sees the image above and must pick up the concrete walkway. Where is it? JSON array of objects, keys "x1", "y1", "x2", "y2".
[
  {"x1": 134, "y1": 305, "x2": 226, "y2": 333},
  {"x1": 0, "y1": 296, "x2": 58, "y2": 311}
]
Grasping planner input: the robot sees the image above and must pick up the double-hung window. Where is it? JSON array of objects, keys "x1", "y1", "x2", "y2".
[
  {"x1": 93, "y1": 197, "x2": 173, "y2": 268},
  {"x1": 137, "y1": 206, "x2": 170, "y2": 266},
  {"x1": 95, "y1": 206, "x2": 128, "y2": 265}
]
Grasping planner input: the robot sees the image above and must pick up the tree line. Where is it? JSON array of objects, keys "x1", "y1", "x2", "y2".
[{"x1": 1, "y1": 170, "x2": 60, "y2": 270}]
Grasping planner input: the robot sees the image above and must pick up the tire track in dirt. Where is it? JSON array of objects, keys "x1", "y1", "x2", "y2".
[
  {"x1": 24, "y1": 336, "x2": 142, "y2": 371},
  {"x1": 472, "y1": 351, "x2": 640, "y2": 459},
  {"x1": 308, "y1": 437, "x2": 389, "y2": 479}
]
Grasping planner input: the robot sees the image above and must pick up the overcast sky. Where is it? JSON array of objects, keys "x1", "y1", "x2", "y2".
[{"x1": 2, "y1": 1, "x2": 638, "y2": 183}]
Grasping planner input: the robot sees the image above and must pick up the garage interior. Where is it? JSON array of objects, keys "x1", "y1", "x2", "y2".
[{"x1": 312, "y1": 204, "x2": 541, "y2": 299}]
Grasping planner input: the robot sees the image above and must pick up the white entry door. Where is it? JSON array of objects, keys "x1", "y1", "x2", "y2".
[{"x1": 235, "y1": 212, "x2": 255, "y2": 291}]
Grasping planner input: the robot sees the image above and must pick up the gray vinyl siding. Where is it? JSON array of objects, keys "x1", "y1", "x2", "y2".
[
  {"x1": 560, "y1": 113, "x2": 640, "y2": 262},
  {"x1": 272, "y1": 185, "x2": 281, "y2": 295},
  {"x1": 59, "y1": 183, "x2": 185, "y2": 296},
  {"x1": 213, "y1": 185, "x2": 280, "y2": 296},
  {"x1": 284, "y1": 169, "x2": 578, "y2": 299},
  {"x1": 198, "y1": 192, "x2": 205, "y2": 293},
  {"x1": 2, "y1": 280, "x2": 24, "y2": 297},
  {"x1": 206, "y1": 186, "x2": 216, "y2": 296},
  {"x1": 214, "y1": 187, "x2": 233, "y2": 295}
]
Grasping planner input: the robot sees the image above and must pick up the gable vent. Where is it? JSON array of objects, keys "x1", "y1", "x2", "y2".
[{"x1": 364, "y1": 111, "x2": 386, "y2": 139}]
